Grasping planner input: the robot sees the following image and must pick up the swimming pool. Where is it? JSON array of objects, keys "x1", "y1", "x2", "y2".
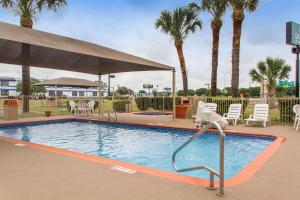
[{"x1": 0, "y1": 120, "x2": 279, "y2": 181}]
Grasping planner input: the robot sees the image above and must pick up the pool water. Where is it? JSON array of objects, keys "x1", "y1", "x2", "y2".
[{"x1": 0, "y1": 120, "x2": 274, "y2": 179}]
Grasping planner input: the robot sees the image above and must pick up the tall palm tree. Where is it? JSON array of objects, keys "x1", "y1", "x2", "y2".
[
  {"x1": 190, "y1": 0, "x2": 228, "y2": 96},
  {"x1": 229, "y1": 0, "x2": 259, "y2": 97},
  {"x1": 249, "y1": 57, "x2": 291, "y2": 97},
  {"x1": 0, "y1": 0, "x2": 67, "y2": 112},
  {"x1": 155, "y1": 7, "x2": 202, "y2": 96}
]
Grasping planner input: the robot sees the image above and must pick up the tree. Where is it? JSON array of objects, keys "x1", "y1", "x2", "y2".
[
  {"x1": 229, "y1": 0, "x2": 259, "y2": 97},
  {"x1": 155, "y1": 7, "x2": 202, "y2": 96},
  {"x1": 16, "y1": 78, "x2": 46, "y2": 94},
  {"x1": 190, "y1": 0, "x2": 228, "y2": 96},
  {"x1": 249, "y1": 57, "x2": 291, "y2": 97},
  {"x1": 0, "y1": 0, "x2": 67, "y2": 111},
  {"x1": 187, "y1": 89, "x2": 196, "y2": 96},
  {"x1": 116, "y1": 86, "x2": 134, "y2": 95},
  {"x1": 195, "y1": 88, "x2": 210, "y2": 96},
  {"x1": 138, "y1": 90, "x2": 146, "y2": 94},
  {"x1": 177, "y1": 90, "x2": 184, "y2": 96}
]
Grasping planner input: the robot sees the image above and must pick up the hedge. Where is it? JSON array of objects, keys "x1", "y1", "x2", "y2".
[
  {"x1": 113, "y1": 100, "x2": 131, "y2": 112},
  {"x1": 107, "y1": 96, "x2": 129, "y2": 101},
  {"x1": 277, "y1": 98, "x2": 300, "y2": 124},
  {"x1": 135, "y1": 97, "x2": 181, "y2": 111}
]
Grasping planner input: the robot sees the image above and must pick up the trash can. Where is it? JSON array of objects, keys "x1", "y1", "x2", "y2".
[{"x1": 3, "y1": 99, "x2": 18, "y2": 120}]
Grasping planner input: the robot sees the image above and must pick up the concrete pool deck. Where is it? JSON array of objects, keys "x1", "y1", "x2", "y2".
[{"x1": 0, "y1": 114, "x2": 299, "y2": 200}]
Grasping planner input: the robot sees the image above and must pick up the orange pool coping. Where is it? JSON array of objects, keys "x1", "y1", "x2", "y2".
[{"x1": 0, "y1": 118, "x2": 285, "y2": 187}]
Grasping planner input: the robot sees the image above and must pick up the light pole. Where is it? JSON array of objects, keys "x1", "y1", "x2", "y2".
[{"x1": 108, "y1": 74, "x2": 115, "y2": 95}]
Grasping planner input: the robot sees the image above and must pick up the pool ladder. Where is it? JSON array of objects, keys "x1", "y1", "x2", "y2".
[{"x1": 172, "y1": 121, "x2": 225, "y2": 196}]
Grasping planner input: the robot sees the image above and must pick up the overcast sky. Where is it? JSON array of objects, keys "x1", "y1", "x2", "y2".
[{"x1": 0, "y1": 0, "x2": 299, "y2": 92}]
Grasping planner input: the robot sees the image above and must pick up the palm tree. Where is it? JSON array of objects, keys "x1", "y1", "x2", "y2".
[
  {"x1": 249, "y1": 57, "x2": 291, "y2": 97},
  {"x1": 189, "y1": 0, "x2": 228, "y2": 96},
  {"x1": 0, "y1": 0, "x2": 67, "y2": 112},
  {"x1": 155, "y1": 7, "x2": 202, "y2": 96},
  {"x1": 229, "y1": 0, "x2": 259, "y2": 97}
]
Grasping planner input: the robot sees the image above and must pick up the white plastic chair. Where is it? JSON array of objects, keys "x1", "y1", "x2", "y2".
[
  {"x1": 206, "y1": 103, "x2": 217, "y2": 112},
  {"x1": 76, "y1": 101, "x2": 88, "y2": 115},
  {"x1": 293, "y1": 104, "x2": 300, "y2": 129},
  {"x1": 69, "y1": 100, "x2": 77, "y2": 115},
  {"x1": 87, "y1": 100, "x2": 95, "y2": 114},
  {"x1": 245, "y1": 104, "x2": 269, "y2": 127},
  {"x1": 223, "y1": 104, "x2": 242, "y2": 125}
]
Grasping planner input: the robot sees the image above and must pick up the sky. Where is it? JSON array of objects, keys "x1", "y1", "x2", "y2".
[{"x1": 0, "y1": 0, "x2": 299, "y2": 92}]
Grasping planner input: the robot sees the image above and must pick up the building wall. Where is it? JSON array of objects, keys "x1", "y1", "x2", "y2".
[{"x1": 0, "y1": 79, "x2": 18, "y2": 97}]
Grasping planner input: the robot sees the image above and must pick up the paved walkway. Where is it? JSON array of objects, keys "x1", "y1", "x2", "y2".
[{"x1": 0, "y1": 114, "x2": 299, "y2": 200}]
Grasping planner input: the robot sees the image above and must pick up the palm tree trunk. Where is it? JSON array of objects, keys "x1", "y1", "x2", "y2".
[
  {"x1": 211, "y1": 22, "x2": 221, "y2": 96},
  {"x1": 20, "y1": 17, "x2": 33, "y2": 112},
  {"x1": 231, "y1": 15, "x2": 243, "y2": 97},
  {"x1": 175, "y1": 44, "x2": 188, "y2": 96}
]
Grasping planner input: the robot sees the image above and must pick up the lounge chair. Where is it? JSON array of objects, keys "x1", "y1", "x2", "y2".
[
  {"x1": 245, "y1": 104, "x2": 269, "y2": 127},
  {"x1": 223, "y1": 104, "x2": 242, "y2": 125},
  {"x1": 206, "y1": 103, "x2": 217, "y2": 112},
  {"x1": 293, "y1": 104, "x2": 300, "y2": 129},
  {"x1": 194, "y1": 101, "x2": 228, "y2": 129},
  {"x1": 192, "y1": 102, "x2": 217, "y2": 120}
]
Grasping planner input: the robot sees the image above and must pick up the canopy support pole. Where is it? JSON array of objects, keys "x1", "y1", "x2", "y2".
[
  {"x1": 98, "y1": 74, "x2": 102, "y2": 116},
  {"x1": 98, "y1": 58, "x2": 102, "y2": 117},
  {"x1": 172, "y1": 69, "x2": 176, "y2": 120}
]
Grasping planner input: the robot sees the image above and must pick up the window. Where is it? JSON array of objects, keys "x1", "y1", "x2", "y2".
[
  {"x1": 49, "y1": 91, "x2": 55, "y2": 96},
  {"x1": 92, "y1": 92, "x2": 97, "y2": 97},
  {"x1": 57, "y1": 91, "x2": 63, "y2": 96},
  {"x1": 0, "y1": 80, "x2": 9, "y2": 86},
  {"x1": 1, "y1": 90, "x2": 9, "y2": 96},
  {"x1": 79, "y1": 91, "x2": 85, "y2": 97},
  {"x1": 72, "y1": 91, "x2": 78, "y2": 96}
]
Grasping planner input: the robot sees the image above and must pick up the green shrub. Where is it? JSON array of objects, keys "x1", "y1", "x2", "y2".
[
  {"x1": 135, "y1": 97, "x2": 149, "y2": 111},
  {"x1": 113, "y1": 100, "x2": 131, "y2": 112},
  {"x1": 135, "y1": 97, "x2": 181, "y2": 111},
  {"x1": 277, "y1": 98, "x2": 300, "y2": 124}
]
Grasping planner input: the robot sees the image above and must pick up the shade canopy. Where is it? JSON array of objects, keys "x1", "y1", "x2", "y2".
[
  {"x1": 0, "y1": 21, "x2": 173, "y2": 75},
  {"x1": 34, "y1": 77, "x2": 100, "y2": 88}
]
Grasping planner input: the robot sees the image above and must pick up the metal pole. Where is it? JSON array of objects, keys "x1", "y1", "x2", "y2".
[
  {"x1": 217, "y1": 125, "x2": 225, "y2": 197},
  {"x1": 296, "y1": 45, "x2": 300, "y2": 97},
  {"x1": 98, "y1": 74, "x2": 102, "y2": 116},
  {"x1": 108, "y1": 74, "x2": 111, "y2": 95},
  {"x1": 172, "y1": 70, "x2": 176, "y2": 120}
]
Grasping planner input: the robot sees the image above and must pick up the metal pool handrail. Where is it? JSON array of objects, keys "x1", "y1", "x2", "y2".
[{"x1": 172, "y1": 121, "x2": 225, "y2": 196}]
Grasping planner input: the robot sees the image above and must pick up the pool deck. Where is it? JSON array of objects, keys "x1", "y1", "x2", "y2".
[{"x1": 0, "y1": 113, "x2": 299, "y2": 200}]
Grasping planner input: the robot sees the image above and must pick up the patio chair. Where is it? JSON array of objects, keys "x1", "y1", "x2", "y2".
[
  {"x1": 76, "y1": 101, "x2": 88, "y2": 115},
  {"x1": 69, "y1": 100, "x2": 77, "y2": 115},
  {"x1": 245, "y1": 104, "x2": 270, "y2": 128},
  {"x1": 87, "y1": 100, "x2": 95, "y2": 114},
  {"x1": 223, "y1": 104, "x2": 242, "y2": 125},
  {"x1": 293, "y1": 104, "x2": 300, "y2": 129}
]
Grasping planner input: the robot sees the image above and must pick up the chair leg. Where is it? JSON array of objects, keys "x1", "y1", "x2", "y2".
[
  {"x1": 294, "y1": 119, "x2": 298, "y2": 128},
  {"x1": 296, "y1": 120, "x2": 300, "y2": 131}
]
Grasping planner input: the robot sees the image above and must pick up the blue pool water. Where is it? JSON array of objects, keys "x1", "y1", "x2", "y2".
[{"x1": 0, "y1": 120, "x2": 274, "y2": 179}]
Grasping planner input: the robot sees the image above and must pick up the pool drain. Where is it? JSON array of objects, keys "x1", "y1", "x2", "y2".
[
  {"x1": 111, "y1": 166, "x2": 136, "y2": 174},
  {"x1": 14, "y1": 143, "x2": 26, "y2": 147}
]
